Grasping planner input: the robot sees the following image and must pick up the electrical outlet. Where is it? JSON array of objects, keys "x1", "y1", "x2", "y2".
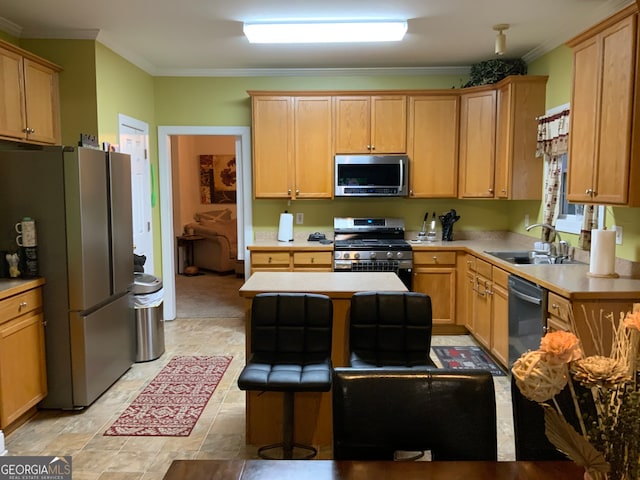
[
  {"x1": 524, "y1": 214, "x2": 530, "y2": 228},
  {"x1": 295, "y1": 212, "x2": 304, "y2": 224},
  {"x1": 614, "y1": 225, "x2": 623, "y2": 245}
]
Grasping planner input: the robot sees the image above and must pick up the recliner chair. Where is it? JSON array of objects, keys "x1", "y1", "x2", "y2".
[
  {"x1": 332, "y1": 368, "x2": 498, "y2": 461},
  {"x1": 237, "y1": 292, "x2": 333, "y2": 459},
  {"x1": 348, "y1": 291, "x2": 436, "y2": 368}
]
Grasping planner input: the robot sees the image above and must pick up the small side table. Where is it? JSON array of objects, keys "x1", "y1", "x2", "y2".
[{"x1": 176, "y1": 235, "x2": 204, "y2": 275}]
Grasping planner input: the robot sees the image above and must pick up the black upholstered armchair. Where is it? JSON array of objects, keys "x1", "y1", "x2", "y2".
[
  {"x1": 332, "y1": 368, "x2": 497, "y2": 461},
  {"x1": 348, "y1": 291, "x2": 436, "y2": 368},
  {"x1": 237, "y1": 292, "x2": 333, "y2": 459}
]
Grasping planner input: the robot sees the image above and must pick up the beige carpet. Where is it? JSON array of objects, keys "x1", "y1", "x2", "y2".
[{"x1": 175, "y1": 271, "x2": 246, "y2": 318}]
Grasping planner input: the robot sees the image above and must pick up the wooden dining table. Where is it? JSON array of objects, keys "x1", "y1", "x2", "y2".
[{"x1": 163, "y1": 459, "x2": 585, "y2": 480}]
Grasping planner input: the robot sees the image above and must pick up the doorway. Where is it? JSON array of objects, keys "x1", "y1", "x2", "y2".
[{"x1": 158, "y1": 126, "x2": 252, "y2": 320}]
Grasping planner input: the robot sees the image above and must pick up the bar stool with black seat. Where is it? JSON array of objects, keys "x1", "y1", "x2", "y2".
[
  {"x1": 349, "y1": 291, "x2": 436, "y2": 368},
  {"x1": 237, "y1": 292, "x2": 333, "y2": 460}
]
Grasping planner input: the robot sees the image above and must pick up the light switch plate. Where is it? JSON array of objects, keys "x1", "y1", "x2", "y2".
[
  {"x1": 614, "y1": 225, "x2": 623, "y2": 245},
  {"x1": 296, "y1": 212, "x2": 304, "y2": 224}
]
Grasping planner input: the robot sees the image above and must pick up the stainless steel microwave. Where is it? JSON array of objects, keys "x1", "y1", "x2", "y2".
[{"x1": 335, "y1": 155, "x2": 408, "y2": 197}]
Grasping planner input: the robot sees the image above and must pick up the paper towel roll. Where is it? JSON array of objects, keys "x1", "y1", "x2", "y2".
[
  {"x1": 589, "y1": 229, "x2": 616, "y2": 277},
  {"x1": 277, "y1": 213, "x2": 294, "y2": 242}
]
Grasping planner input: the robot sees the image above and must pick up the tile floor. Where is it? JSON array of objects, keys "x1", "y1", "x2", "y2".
[{"x1": 4, "y1": 277, "x2": 516, "y2": 479}]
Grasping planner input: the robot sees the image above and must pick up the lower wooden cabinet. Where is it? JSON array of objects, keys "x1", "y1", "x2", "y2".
[
  {"x1": 249, "y1": 247, "x2": 332, "y2": 274},
  {"x1": 0, "y1": 283, "x2": 47, "y2": 428},
  {"x1": 490, "y1": 267, "x2": 509, "y2": 366},
  {"x1": 412, "y1": 251, "x2": 457, "y2": 325}
]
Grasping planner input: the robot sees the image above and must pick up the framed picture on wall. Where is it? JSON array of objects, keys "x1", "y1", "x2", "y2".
[{"x1": 199, "y1": 154, "x2": 236, "y2": 204}]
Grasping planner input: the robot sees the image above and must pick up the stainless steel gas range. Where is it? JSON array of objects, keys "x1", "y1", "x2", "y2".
[{"x1": 333, "y1": 217, "x2": 413, "y2": 289}]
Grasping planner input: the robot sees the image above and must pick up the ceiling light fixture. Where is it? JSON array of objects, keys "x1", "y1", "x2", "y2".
[
  {"x1": 243, "y1": 21, "x2": 408, "y2": 44},
  {"x1": 493, "y1": 24, "x2": 509, "y2": 56}
]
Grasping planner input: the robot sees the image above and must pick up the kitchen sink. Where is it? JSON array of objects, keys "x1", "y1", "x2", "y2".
[{"x1": 484, "y1": 250, "x2": 585, "y2": 265}]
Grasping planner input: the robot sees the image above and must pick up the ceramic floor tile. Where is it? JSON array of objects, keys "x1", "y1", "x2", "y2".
[{"x1": 4, "y1": 273, "x2": 518, "y2": 478}]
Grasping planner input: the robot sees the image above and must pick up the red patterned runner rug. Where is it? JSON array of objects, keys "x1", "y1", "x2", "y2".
[{"x1": 104, "y1": 355, "x2": 232, "y2": 436}]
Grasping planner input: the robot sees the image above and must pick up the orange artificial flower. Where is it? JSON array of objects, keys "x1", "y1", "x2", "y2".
[
  {"x1": 623, "y1": 311, "x2": 640, "y2": 331},
  {"x1": 539, "y1": 331, "x2": 582, "y2": 365}
]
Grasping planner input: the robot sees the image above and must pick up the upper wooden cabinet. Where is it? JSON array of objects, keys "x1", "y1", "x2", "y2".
[
  {"x1": 567, "y1": 5, "x2": 640, "y2": 206},
  {"x1": 458, "y1": 88, "x2": 497, "y2": 198},
  {"x1": 495, "y1": 76, "x2": 547, "y2": 200},
  {"x1": 407, "y1": 94, "x2": 459, "y2": 198},
  {"x1": 334, "y1": 95, "x2": 407, "y2": 154},
  {"x1": 251, "y1": 94, "x2": 333, "y2": 199},
  {"x1": 0, "y1": 40, "x2": 61, "y2": 145}
]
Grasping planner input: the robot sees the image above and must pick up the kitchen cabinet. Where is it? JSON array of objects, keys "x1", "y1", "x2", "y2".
[
  {"x1": 494, "y1": 76, "x2": 547, "y2": 200},
  {"x1": 566, "y1": 5, "x2": 640, "y2": 206},
  {"x1": 250, "y1": 94, "x2": 333, "y2": 199},
  {"x1": 0, "y1": 40, "x2": 61, "y2": 145},
  {"x1": 412, "y1": 251, "x2": 457, "y2": 325},
  {"x1": 407, "y1": 94, "x2": 459, "y2": 198},
  {"x1": 490, "y1": 266, "x2": 509, "y2": 366},
  {"x1": 469, "y1": 257, "x2": 493, "y2": 348},
  {"x1": 0, "y1": 282, "x2": 47, "y2": 429},
  {"x1": 333, "y1": 95, "x2": 407, "y2": 154},
  {"x1": 458, "y1": 88, "x2": 496, "y2": 198},
  {"x1": 249, "y1": 247, "x2": 332, "y2": 274}
]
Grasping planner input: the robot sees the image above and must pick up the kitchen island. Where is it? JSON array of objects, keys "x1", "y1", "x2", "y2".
[{"x1": 238, "y1": 271, "x2": 407, "y2": 447}]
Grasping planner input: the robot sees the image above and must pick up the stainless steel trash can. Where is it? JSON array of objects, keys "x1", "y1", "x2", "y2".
[{"x1": 132, "y1": 273, "x2": 165, "y2": 362}]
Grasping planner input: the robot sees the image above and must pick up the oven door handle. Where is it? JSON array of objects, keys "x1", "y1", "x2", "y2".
[{"x1": 510, "y1": 288, "x2": 542, "y2": 305}]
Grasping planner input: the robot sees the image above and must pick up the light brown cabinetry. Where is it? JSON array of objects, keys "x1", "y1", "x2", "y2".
[
  {"x1": 566, "y1": 5, "x2": 640, "y2": 206},
  {"x1": 249, "y1": 247, "x2": 332, "y2": 274},
  {"x1": 469, "y1": 257, "x2": 493, "y2": 348},
  {"x1": 458, "y1": 89, "x2": 497, "y2": 198},
  {"x1": 251, "y1": 94, "x2": 333, "y2": 199},
  {"x1": 490, "y1": 267, "x2": 509, "y2": 366},
  {"x1": 412, "y1": 251, "x2": 456, "y2": 325},
  {"x1": 0, "y1": 283, "x2": 47, "y2": 429},
  {"x1": 407, "y1": 94, "x2": 459, "y2": 198},
  {"x1": 0, "y1": 40, "x2": 61, "y2": 145},
  {"x1": 495, "y1": 76, "x2": 547, "y2": 199},
  {"x1": 334, "y1": 95, "x2": 407, "y2": 154}
]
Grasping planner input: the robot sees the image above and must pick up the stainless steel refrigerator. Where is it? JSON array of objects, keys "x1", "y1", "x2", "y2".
[{"x1": 0, "y1": 144, "x2": 135, "y2": 409}]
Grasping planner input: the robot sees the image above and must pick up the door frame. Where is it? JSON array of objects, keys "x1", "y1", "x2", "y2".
[{"x1": 158, "y1": 126, "x2": 252, "y2": 320}]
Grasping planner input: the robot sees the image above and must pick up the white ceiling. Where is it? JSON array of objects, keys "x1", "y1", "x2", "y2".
[{"x1": 0, "y1": 0, "x2": 634, "y2": 76}]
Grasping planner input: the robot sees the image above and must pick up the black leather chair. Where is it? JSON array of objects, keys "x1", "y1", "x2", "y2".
[
  {"x1": 332, "y1": 368, "x2": 497, "y2": 461},
  {"x1": 237, "y1": 292, "x2": 333, "y2": 460},
  {"x1": 348, "y1": 291, "x2": 436, "y2": 368}
]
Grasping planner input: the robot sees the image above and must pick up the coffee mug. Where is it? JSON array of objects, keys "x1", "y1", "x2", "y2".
[{"x1": 16, "y1": 217, "x2": 37, "y2": 247}]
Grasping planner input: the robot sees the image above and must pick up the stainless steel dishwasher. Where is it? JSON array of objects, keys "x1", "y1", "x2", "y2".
[{"x1": 508, "y1": 275, "x2": 548, "y2": 367}]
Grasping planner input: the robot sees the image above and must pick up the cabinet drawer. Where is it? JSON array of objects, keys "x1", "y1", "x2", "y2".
[
  {"x1": 414, "y1": 251, "x2": 456, "y2": 265},
  {"x1": 251, "y1": 252, "x2": 291, "y2": 267},
  {"x1": 492, "y1": 267, "x2": 509, "y2": 289},
  {"x1": 475, "y1": 258, "x2": 492, "y2": 279},
  {"x1": 0, "y1": 288, "x2": 42, "y2": 324},
  {"x1": 548, "y1": 292, "x2": 572, "y2": 323},
  {"x1": 547, "y1": 315, "x2": 571, "y2": 333},
  {"x1": 293, "y1": 251, "x2": 332, "y2": 267}
]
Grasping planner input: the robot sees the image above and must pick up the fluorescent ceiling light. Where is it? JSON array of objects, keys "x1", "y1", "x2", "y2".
[{"x1": 243, "y1": 21, "x2": 408, "y2": 44}]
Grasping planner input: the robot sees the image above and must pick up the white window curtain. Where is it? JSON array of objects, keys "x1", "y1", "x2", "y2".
[{"x1": 536, "y1": 109, "x2": 570, "y2": 242}]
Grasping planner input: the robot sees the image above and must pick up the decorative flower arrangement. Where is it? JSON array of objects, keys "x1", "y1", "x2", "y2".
[{"x1": 512, "y1": 306, "x2": 640, "y2": 480}]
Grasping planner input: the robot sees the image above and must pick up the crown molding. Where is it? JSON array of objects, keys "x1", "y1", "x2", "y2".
[{"x1": 0, "y1": 16, "x2": 22, "y2": 37}]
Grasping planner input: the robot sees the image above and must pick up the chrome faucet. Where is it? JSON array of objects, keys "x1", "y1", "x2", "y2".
[
  {"x1": 525, "y1": 223, "x2": 571, "y2": 261},
  {"x1": 525, "y1": 223, "x2": 562, "y2": 242}
]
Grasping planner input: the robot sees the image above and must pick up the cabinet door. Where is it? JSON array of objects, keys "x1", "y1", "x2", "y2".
[
  {"x1": 0, "y1": 311, "x2": 47, "y2": 427},
  {"x1": 0, "y1": 46, "x2": 26, "y2": 141},
  {"x1": 495, "y1": 78, "x2": 546, "y2": 200},
  {"x1": 371, "y1": 95, "x2": 407, "y2": 153},
  {"x1": 252, "y1": 96, "x2": 293, "y2": 198},
  {"x1": 334, "y1": 96, "x2": 370, "y2": 153},
  {"x1": 23, "y1": 59, "x2": 60, "y2": 144},
  {"x1": 473, "y1": 275, "x2": 492, "y2": 348},
  {"x1": 249, "y1": 251, "x2": 291, "y2": 273},
  {"x1": 491, "y1": 276, "x2": 509, "y2": 367},
  {"x1": 413, "y1": 267, "x2": 456, "y2": 325},
  {"x1": 568, "y1": 13, "x2": 636, "y2": 205},
  {"x1": 458, "y1": 90, "x2": 496, "y2": 198},
  {"x1": 293, "y1": 97, "x2": 333, "y2": 199},
  {"x1": 408, "y1": 95, "x2": 459, "y2": 197}
]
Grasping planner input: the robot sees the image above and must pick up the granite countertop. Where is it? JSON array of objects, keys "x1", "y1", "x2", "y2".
[
  {"x1": 247, "y1": 231, "x2": 640, "y2": 298},
  {"x1": 0, "y1": 277, "x2": 46, "y2": 301}
]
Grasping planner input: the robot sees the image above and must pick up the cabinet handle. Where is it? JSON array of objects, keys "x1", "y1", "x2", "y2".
[
  {"x1": 585, "y1": 188, "x2": 593, "y2": 195},
  {"x1": 370, "y1": 145, "x2": 375, "y2": 150},
  {"x1": 19, "y1": 301, "x2": 28, "y2": 309},
  {"x1": 311, "y1": 257, "x2": 315, "y2": 263},
  {"x1": 432, "y1": 256, "x2": 438, "y2": 262},
  {"x1": 287, "y1": 189, "x2": 291, "y2": 195},
  {"x1": 501, "y1": 189, "x2": 507, "y2": 193},
  {"x1": 551, "y1": 303, "x2": 559, "y2": 309},
  {"x1": 268, "y1": 257, "x2": 272, "y2": 263},
  {"x1": 295, "y1": 189, "x2": 299, "y2": 195},
  {"x1": 488, "y1": 188, "x2": 494, "y2": 193}
]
